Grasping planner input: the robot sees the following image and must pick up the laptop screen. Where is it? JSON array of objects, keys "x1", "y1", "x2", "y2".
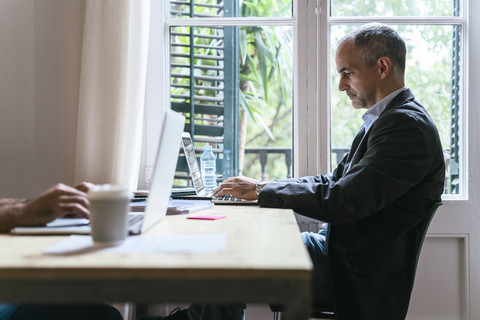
[{"x1": 181, "y1": 133, "x2": 207, "y2": 197}]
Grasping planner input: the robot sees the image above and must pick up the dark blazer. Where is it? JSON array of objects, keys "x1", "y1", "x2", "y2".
[{"x1": 258, "y1": 88, "x2": 445, "y2": 320}]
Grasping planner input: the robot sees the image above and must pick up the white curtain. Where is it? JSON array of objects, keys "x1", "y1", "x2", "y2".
[{"x1": 73, "y1": 0, "x2": 150, "y2": 190}]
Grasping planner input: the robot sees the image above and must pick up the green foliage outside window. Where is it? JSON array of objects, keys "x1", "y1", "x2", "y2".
[{"x1": 233, "y1": 0, "x2": 294, "y2": 180}]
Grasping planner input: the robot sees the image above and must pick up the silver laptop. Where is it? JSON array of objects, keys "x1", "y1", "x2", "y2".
[
  {"x1": 171, "y1": 132, "x2": 208, "y2": 197},
  {"x1": 172, "y1": 132, "x2": 257, "y2": 205},
  {"x1": 11, "y1": 110, "x2": 186, "y2": 235}
]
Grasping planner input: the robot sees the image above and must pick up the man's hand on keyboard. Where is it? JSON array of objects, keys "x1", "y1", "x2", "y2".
[{"x1": 212, "y1": 176, "x2": 259, "y2": 200}]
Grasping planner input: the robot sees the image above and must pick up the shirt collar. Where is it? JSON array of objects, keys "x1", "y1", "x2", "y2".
[{"x1": 362, "y1": 87, "x2": 406, "y2": 134}]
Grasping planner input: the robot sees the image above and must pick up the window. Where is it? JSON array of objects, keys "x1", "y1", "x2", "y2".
[
  {"x1": 327, "y1": 0, "x2": 465, "y2": 195},
  {"x1": 162, "y1": 0, "x2": 466, "y2": 196},
  {"x1": 167, "y1": 0, "x2": 294, "y2": 186}
]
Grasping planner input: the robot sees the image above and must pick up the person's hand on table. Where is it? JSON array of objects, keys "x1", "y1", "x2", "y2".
[
  {"x1": 19, "y1": 182, "x2": 94, "y2": 226},
  {"x1": 212, "y1": 176, "x2": 259, "y2": 200}
]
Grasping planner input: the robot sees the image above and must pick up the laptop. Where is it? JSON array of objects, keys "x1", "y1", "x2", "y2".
[
  {"x1": 171, "y1": 132, "x2": 207, "y2": 198},
  {"x1": 11, "y1": 110, "x2": 186, "y2": 235},
  {"x1": 171, "y1": 132, "x2": 257, "y2": 205}
]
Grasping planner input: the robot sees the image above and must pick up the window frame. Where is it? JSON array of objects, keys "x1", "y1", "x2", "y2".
[{"x1": 163, "y1": 0, "x2": 300, "y2": 179}]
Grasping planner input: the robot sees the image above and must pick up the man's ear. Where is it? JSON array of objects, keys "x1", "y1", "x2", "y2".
[{"x1": 377, "y1": 56, "x2": 392, "y2": 79}]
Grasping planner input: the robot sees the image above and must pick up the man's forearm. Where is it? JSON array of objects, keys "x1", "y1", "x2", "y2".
[{"x1": 0, "y1": 203, "x2": 24, "y2": 233}]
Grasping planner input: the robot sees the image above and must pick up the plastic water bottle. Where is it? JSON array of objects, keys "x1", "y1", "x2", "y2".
[
  {"x1": 200, "y1": 145, "x2": 217, "y2": 193},
  {"x1": 222, "y1": 149, "x2": 232, "y2": 180}
]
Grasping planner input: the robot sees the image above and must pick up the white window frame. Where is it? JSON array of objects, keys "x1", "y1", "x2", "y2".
[{"x1": 149, "y1": 0, "x2": 301, "y2": 181}]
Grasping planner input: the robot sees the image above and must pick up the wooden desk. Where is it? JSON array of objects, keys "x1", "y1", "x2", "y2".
[{"x1": 0, "y1": 206, "x2": 312, "y2": 319}]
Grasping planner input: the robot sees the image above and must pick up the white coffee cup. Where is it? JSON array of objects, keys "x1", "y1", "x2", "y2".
[{"x1": 88, "y1": 184, "x2": 131, "y2": 245}]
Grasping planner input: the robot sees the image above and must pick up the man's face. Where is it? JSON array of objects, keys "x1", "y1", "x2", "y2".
[{"x1": 335, "y1": 40, "x2": 381, "y2": 109}]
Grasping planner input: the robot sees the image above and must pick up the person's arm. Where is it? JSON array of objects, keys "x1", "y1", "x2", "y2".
[
  {"x1": 257, "y1": 108, "x2": 439, "y2": 224},
  {"x1": 0, "y1": 202, "x2": 24, "y2": 233},
  {"x1": 212, "y1": 170, "x2": 342, "y2": 201},
  {"x1": 0, "y1": 183, "x2": 93, "y2": 233}
]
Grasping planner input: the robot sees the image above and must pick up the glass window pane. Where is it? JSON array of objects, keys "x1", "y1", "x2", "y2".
[
  {"x1": 170, "y1": 25, "x2": 293, "y2": 184},
  {"x1": 330, "y1": 0, "x2": 460, "y2": 17},
  {"x1": 170, "y1": 0, "x2": 292, "y2": 18},
  {"x1": 242, "y1": 26, "x2": 293, "y2": 180},
  {"x1": 330, "y1": 24, "x2": 461, "y2": 194}
]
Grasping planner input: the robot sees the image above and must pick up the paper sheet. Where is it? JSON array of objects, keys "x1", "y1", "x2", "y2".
[{"x1": 44, "y1": 233, "x2": 227, "y2": 255}]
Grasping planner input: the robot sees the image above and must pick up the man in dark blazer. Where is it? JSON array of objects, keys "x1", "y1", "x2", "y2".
[
  {"x1": 213, "y1": 23, "x2": 446, "y2": 320},
  {"x1": 142, "y1": 23, "x2": 445, "y2": 320}
]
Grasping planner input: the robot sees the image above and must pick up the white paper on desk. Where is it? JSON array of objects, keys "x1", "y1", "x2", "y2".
[{"x1": 44, "y1": 234, "x2": 227, "y2": 255}]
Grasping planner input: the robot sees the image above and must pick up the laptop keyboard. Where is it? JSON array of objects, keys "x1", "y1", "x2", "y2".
[
  {"x1": 212, "y1": 195, "x2": 257, "y2": 205},
  {"x1": 213, "y1": 194, "x2": 244, "y2": 202}
]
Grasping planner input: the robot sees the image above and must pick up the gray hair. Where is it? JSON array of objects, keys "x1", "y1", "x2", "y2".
[{"x1": 338, "y1": 23, "x2": 406, "y2": 74}]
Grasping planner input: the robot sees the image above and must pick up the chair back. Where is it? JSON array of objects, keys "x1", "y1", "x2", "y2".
[
  {"x1": 411, "y1": 201, "x2": 442, "y2": 285},
  {"x1": 273, "y1": 201, "x2": 443, "y2": 320}
]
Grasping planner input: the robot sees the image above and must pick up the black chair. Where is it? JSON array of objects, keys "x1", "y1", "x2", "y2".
[
  {"x1": 410, "y1": 201, "x2": 443, "y2": 285},
  {"x1": 271, "y1": 201, "x2": 442, "y2": 320}
]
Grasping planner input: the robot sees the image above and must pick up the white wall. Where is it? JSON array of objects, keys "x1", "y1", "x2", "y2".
[{"x1": 0, "y1": 0, "x2": 78, "y2": 198}]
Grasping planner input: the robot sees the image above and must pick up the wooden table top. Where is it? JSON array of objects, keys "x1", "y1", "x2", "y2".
[{"x1": 0, "y1": 205, "x2": 312, "y2": 281}]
